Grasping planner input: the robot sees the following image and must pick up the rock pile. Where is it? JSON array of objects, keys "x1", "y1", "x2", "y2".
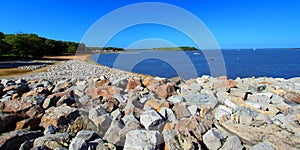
[{"x1": 0, "y1": 60, "x2": 300, "y2": 149}]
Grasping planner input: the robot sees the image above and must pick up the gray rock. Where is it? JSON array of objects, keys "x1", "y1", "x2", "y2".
[
  {"x1": 91, "y1": 114, "x2": 112, "y2": 137},
  {"x1": 203, "y1": 128, "x2": 224, "y2": 150},
  {"x1": 103, "y1": 120, "x2": 124, "y2": 145},
  {"x1": 89, "y1": 105, "x2": 107, "y2": 120},
  {"x1": 187, "y1": 105, "x2": 198, "y2": 116},
  {"x1": 43, "y1": 125, "x2": 57, "y2": 135},
  {"x1": 183, "y1": 91, "x2": 218, "y2": 109},
  {"x1": 69, "y1": 138, "x2": 87, "y2": 150},
  {"x1": 250, "y1": 142, "x2": 275, "y2": 150},
  {"x1": 69, "y1": 130, "x2": 96, "y2": 149},
  {"x1": 214, "y1": 105, "x2": 232, "y2": 121},
  {"x1": 159, "y1": 107, "x2": 178, "y2": 123},
  {"x1": 55, "y1": 147, "x2": 68, "y2": 150},
  {"x1": 0, "y1": 130, "x2": 43, "y2": 150},
  {"x1": 33, "y1": 133, "x2": 70, "y2": 149},
  {"x1": 167, "y1": 95, "x2": 183, "y2": 103},
  {"x1": 124, "y1": 130, "x2": 162, "y2": 150},
  {"x1": 111, "y1": 109, "x2": 121, "y2": 120},
  {"x1": 140, "y1": 110, "x2": 164, "y2": 130},
  {"x1": 121, "y1": 113, "x2": 139, "y2": 126},
  {"x1": 220, "y1": 135, "x2": 244, "y2": 150}
]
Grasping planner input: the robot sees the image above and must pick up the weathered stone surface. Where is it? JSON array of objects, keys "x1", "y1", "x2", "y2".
[
  {"x1": 144, "y1": 98, "x2": 169, "y2": 112},
  {"x1": 172, "y1": 103, "x2": 191, "y2": 119},
  {"x1": 250, "y1": 142, "x2": 275, "y2": 150},
  {"x1": 159, "y1": 107, "x2": 178, "y2": 123},
  {"x1": 41, "y1": 105, "x2": 79, "y2": 129},
  {"x1": 0, "y1": 130, "x2": 43, "y2": 150},
  {"x1": 0, "y1": 100, "x2": 32, "y2": 114},
  {"x1": 103, "y1": 120, "x2": 123, "y2": 145},
  {"x1": 90, "y1": 114, "x2": 112, "y2": 137},
  {"x1": 154, "y1": 84, "x2": 176, "y2": 99},
  {"x1": 0, "y1": 113, "x2": 16, "y2": 132},
  {"x1": 183, "y1": 91, "x2": 218, "y2": 109},
  {"x1": 43, "y1": 125, "x2": 57, "y2": 135},
  {"x1": 167, "y1": 95, "x2": 183, "y2": 103},
  {"x1": 33, "y1": 133, "x2": 70, "y2": 149},
  {"x1": 220, "y1": 135, "x2": 244, "y2": 150},
  {"x1": 69, "y1": 130, "x2": 96, "y2": 150},
  {"x1": 15, "y1": 117, "x2": 41, "y2": 130},
  {"x1": 216, "y1": 120, "x2": 300, "y2": 149},
  {"x1": 213, "y1": 78, "x2": 238, "y2": 89},
  {"x1": 126, "y1": 78, "x2": 141, "y2": 91},
  {"x1": 124, "y1": 130, "x2": 162, "y2": 150},
  {"x1": 88, "y1": 105, "x2": 107, "y2": 120},
  {"x1": 203, "y1": 128, "x2": 224, "y2": 150},
  {"x1": 140, "y1": 110, "x2": 164, "y2": 130}
]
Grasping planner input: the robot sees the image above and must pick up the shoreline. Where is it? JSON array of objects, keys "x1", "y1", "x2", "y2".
[{"x1": 0, "y1": 57, "x2": 300, "y2": 149}]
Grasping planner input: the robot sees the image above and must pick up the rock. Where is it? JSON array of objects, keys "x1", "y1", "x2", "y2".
[
  {"x1": 33, "y1": 133, "x2": 70, "y2": 149},
  {"x1": 91, "y1": 114, "x2": 112, "y2": 137},
  {"x1": 167, "y1": 95, "x2": 183, "y2": 103},
  {"x1": 214, "y1": 105, "x2": 232, "y2": 121},
  {"x1": 175, "y1": 117, "x2": 207, "y2": 141},
  {"x1": 26, "y1": 105, "x2": 44, "y2": 118},
  {"x1": 154, "y1": 84, "x2": 176, "y2": 99},
  {"x1": 15, "y1": 117, "x2": 41, "y2": 130},
  {"x1": 162, "y1": 129, "x2": 201, "y2": 150},
  {"x1": 216, "y1": 120, "x2": 300, "y2": 149},
  {"x1": 126, "y1": 78, "x2": 141, "y2": 91},
  {"x1": 0, "y1": 130, "x2": 43, "y2": 150},
  {"x1": 88, "y1": 105, "x2": 107, "y2": 120},
  {"x1": 159, "y1": 107, "x2": 178, "y2": 123},
  {"x1": 203, "y1": 128, "x2": 224, "y2": 150},
  {"x1": 144, "y1": 98, "x2": 169, "y2": 112},
  {"x1": 250, "y1": 142, "x2": 275, "y2": 150},
  {"x1": 41, "y1": 105, "x2": 79, "y2": 129},
  {"x1": 183, "y1": 91, "x2": 218, "y2": 109},
  {"x1": 121, "y1": 113, "x2": 139, "y2": 126},
  {"x1": 140, "y1": 110, "x2": 164, "y2": 130},
  {"x1": 0, "y1": 100, "x2": 32, "y2": 114},
  {"x1": 187, "y1": 105, "x2": 198, "y2": 116},
  {"x1": 124, "y1": 130, "x2": 162, "y2": 150},
  {"x1": 118, "y1": 122, "x2": 141, "y2": 146},
  {"x1": 213, "y1": 78, "x2": 238, "y2": 89},
  {"x1": 172, "y1": 103, "x2": 191, "y2": 119},
  {"x1": 220, "y1": 135, "x2": 244, "y2": 150},
  {"x1": 103, "y1": 120, "x2": 124, "y2": 145},
  {"x1": 44, "y1": 125, "x2": 57, "y2": 135},
  {"x1": 69, "y1": 130, "x2": 96, "y2": 150},
  {"x1": 0, "y1": 113, "x2": 16, "y2": 132}
]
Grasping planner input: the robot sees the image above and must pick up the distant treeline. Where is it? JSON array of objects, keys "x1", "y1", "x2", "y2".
[
  {"x1": 153, "y1": 46, "x2": 198, "y2": 51},
  {"x1": 86, "y1": 47, "x2": 124, "y2": 51},
  {"x1": 0, "y1": 32, "x2": 124, "y2": 58}
]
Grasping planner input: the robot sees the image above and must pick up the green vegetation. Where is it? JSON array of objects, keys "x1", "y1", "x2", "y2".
[
  {"x1": 0, "y1": 31, "x2": 83, "y2": 58},
  {"x1": 153, "y1": 46, "x2": 198, "y2": 51},
  {"x1": 86, "y1": 47, "x2": 124, "y2": 51}
]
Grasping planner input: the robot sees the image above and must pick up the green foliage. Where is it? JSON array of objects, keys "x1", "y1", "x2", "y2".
[
  {"x1": 153, "y1": 46, "x2": 198, "y2": 51},
  {"x1": 86, "y1": 47, "x2": 124, "y2": 51},
  {"x1": 0, "y1": 32, "x2": 82, "y2": 58}
]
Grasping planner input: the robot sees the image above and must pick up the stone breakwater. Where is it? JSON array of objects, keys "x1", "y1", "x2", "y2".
[{"x1": 0, "y1": 60, "x2": 299, "y2": 150}]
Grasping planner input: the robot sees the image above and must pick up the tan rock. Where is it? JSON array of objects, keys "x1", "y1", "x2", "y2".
[
  {"x1": 15, "y1": 117, "x2": 41, "y2": 130},
  {"x1": 172, "y1": 103, "x2": 191, "y2": 119},
  {"x1": 154, "y1": 84, "x2": 176, "y2": 99},
  {"x1": 11, "y1": 93, "x2": 19, "y2": 100},
  {"x1": 126, "y1": 78, "x2": 141, "y2": 91},
  {"x1": 144, "y1": 98, "x2": 169, "y2": 112},
  {"x1": 213, "y1": 79, "x2": 238, "y2": 89},
  {"x1": 0, "y1": 101, "x2": 32, "y2": 114},
  {"x1": 40, "y1": 105, "x2": 79, "y2": 129}
]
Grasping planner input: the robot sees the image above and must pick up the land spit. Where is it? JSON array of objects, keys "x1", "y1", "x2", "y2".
[{"x1": 0, "y1": 60, "x2": 299, "y2": 149}]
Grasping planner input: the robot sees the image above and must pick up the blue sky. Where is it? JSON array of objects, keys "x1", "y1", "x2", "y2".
[{"x1": 0, "y1": 0, "x2": 299, "y2": 49}]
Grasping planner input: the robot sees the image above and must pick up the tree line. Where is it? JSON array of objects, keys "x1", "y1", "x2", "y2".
[
  {"x1": 0, "y1": 32, "x2": 84, "y2": 58},
  {"x1": 0, "y1": 32, "x2": 124, "y2": 59}
]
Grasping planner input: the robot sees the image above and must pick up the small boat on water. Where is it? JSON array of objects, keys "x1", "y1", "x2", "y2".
[{"x1": 193, "y1": 52, "x2": 200, "y2": 55}]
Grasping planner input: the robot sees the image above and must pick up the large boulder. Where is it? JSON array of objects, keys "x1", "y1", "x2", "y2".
[
  {"x1": 40, "y1": 105, "x2": 79, "y2": 129},
  {"x1": 124, "y1": 130, "x2": 162, "y2": 150},
  {"x1": 140, "y1": 110, "x2": 164, "y2": 130}
]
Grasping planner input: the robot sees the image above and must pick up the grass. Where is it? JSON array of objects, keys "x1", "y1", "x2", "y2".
[{"x1": 0, "y1": 68, "x2": 32, "y2": 78}]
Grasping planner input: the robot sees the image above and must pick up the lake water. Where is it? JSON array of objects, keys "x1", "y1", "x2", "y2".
[{"x1": 91, "y1": 49, "x2": 300, "y2": 79}]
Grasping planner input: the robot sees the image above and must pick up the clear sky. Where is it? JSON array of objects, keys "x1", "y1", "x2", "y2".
[{"x1": 0, "y1": 0, "x2": 299, "y2": 49}]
